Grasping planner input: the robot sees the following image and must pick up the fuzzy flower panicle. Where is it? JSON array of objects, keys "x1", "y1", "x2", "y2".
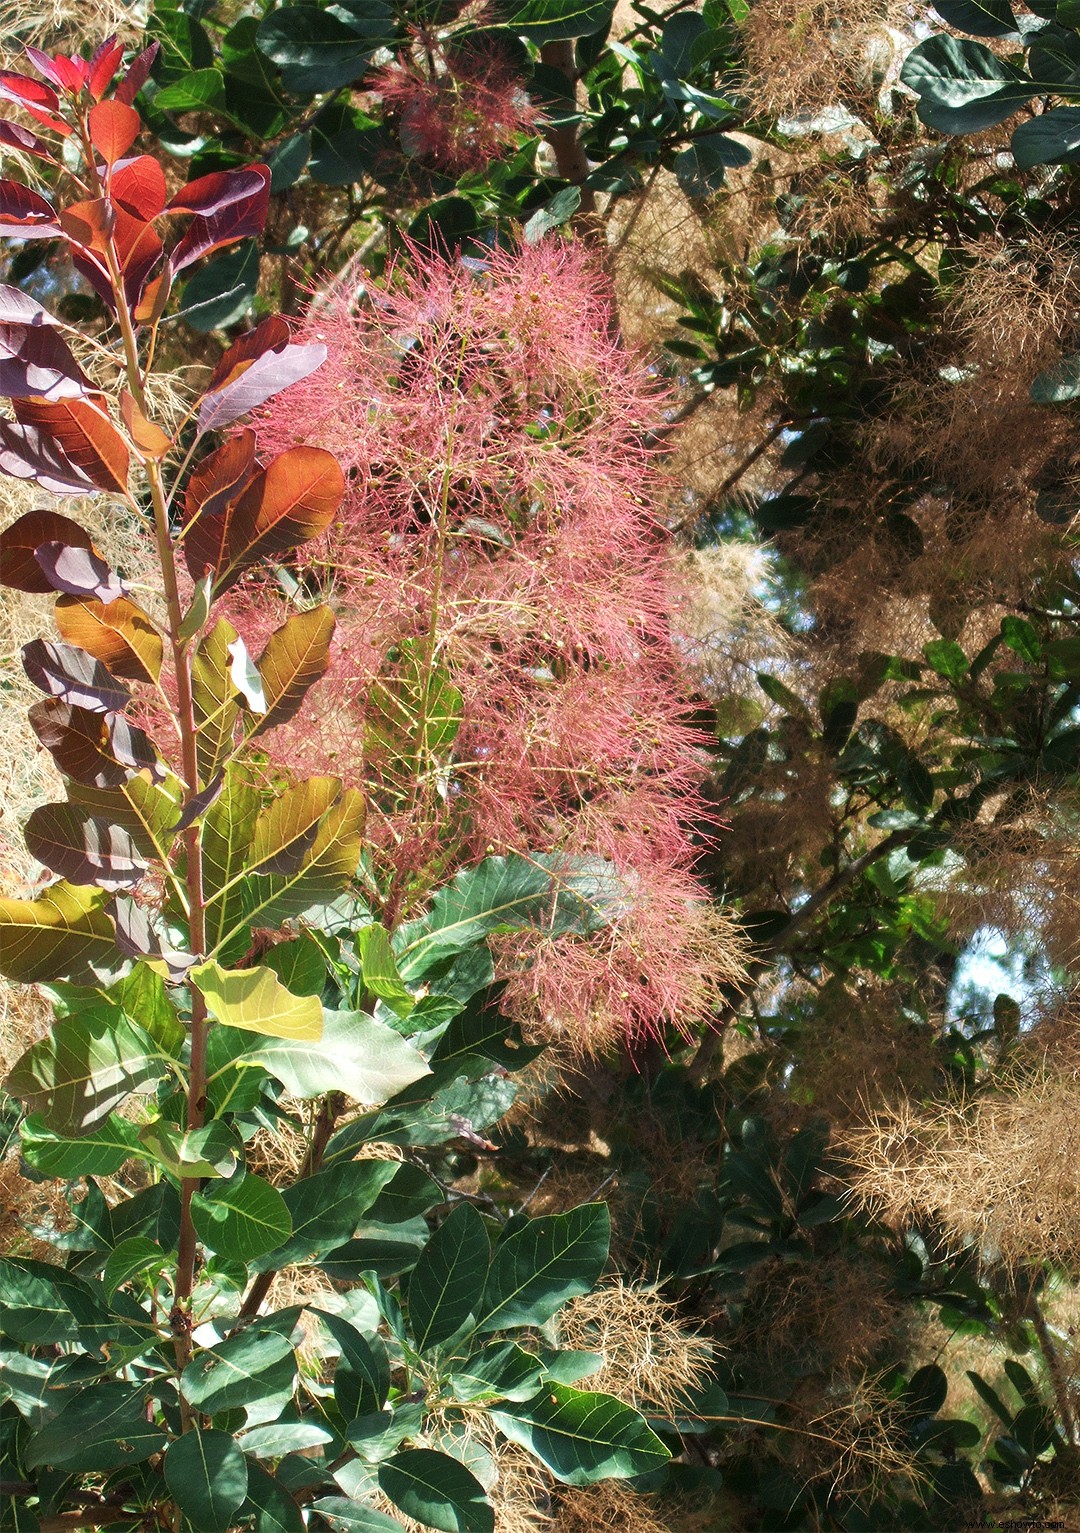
[
  {"x1": 243, "y1": 237, "x2": 745, "y2": 1050},
  {"x1": 371, "y1": 30, "x2": 541, "y2": 176}
]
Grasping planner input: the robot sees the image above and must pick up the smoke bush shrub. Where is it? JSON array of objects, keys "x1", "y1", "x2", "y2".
[{"x1": 0, "y1": 32, "x2": 730, "y2": 1533}]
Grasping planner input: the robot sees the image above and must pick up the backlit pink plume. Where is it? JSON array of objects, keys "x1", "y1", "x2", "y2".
[
  {"x1": 371, "y1": 30, "x2": 542, "y2": 176},
  {"x1": 242, "y1": 238, "x2": 739, "y2": 1047}
]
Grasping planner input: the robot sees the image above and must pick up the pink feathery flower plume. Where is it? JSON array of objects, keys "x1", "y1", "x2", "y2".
[
  {"x1": 238, "y1": 238, "x2": 740, "y2": 1052},
  {"x1": 371, "y1": 30, "x2": 542, "y2": 176}
]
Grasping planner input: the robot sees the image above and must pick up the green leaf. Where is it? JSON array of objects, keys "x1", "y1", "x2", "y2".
[
  {"x1": 156, "y1": 67, "x2": 227, "y2": 113},
  {"x1": 409, "y1": 1203, "x2": 491, "y2": 1353},
  {"x1": 0, "y1": 1349, "x2": 99, "y2": 1430},
  {"x1": 138, "y1": 1118, "x2": 241, "y2": 1180},
  {"x1": 310, "y1": 1500, "x2": 404, "y2": 1532},
  {"x1": 899, "y1": 34, "x2": 1034, "y2": 134},
  {"x1": 478, "y1": 1204, "x2": 610, "y2": 1334},
  {"x1": 182, "y1": 240, "x2": 260, "y2": 333},
  {"x1": 1031, "y1": 353, "x2": 1080, "y2": 403},
  {"x1": 19, "y1": 1110, "x2": 141, "y2": 1176},
  {"x1": 0, "y1": 880, "x2": 118, "y2": 983},
  {"x1": 449, "y1": 1343, "x2": 545, "y2": 1403},
  {"x1": 191, "y1": 959, "x2": 323, "y2": 1041},
  {"x1": 192, "y1": 619, "x2": 240, "y2": 783},
  {"x1": 496, "y1": 0, "x2": 615, "y2": 40},
  {"x1": 268, "y1": 131, "x2": 311, "y2": 192},
  {"x1": 192, "y1": 1174, "x2": 292, "y2": 1263},
  {"x1": 182, "y1": 1328, "x2": 296, "y2": 1414},
  {"x1": 257, "y1": 7, "x2": 389, "y2": 93},
  {"x1": 931, "y1": 0, "x2": 1018, "y2": 36},
  {"x1": 24, "y1": 1382, "x2": 166, "y2": 1472},
  {"x1": 164, "y1": 1428, "x2": 249, "y2": 1533},
  {"x1": 365, "y1": 640, "x2": 462, "y2": 809},
  {"x1": 356, "y1": 923, "x2": 414, "y2": 1016},
  {"x1": 674, "y1": 134, "x2": 751, "y2": 197},
  {"x1": 1000, "y1": 615, "x2": 1042, "y2": 663},
  {"x1": 378, "y1": 1449, "x2": 494, "y2": 1533},
  {"x1": 490, "y1": 1383, "x2": 670, "y2": 1484},
  {"x1": 252, "y1": 1158, "x2": 398, "y2": 1270},
  {"x1": 923, "y1": 639, "x2": 968, "y2": 681},
  {"x1": 523, "y1": 186, "x2": 581, "y2": 243},
  {"x1": 5, "y1": 1008, "x2": 171, "y2": 1135},
  {"x1": 232, "y1": 1009, "x2": 429, "y2": 1103},
  {"x1": 249, "y1": 776, "x2": 345, "y2": 876},
  {"x1": 1012, "y1": 107, "x2": 1080, "y2": 169},
  {"x1": 251, "y1": 605, "x2": 335, "y2": 736},
  {"x1": 237, "y1": 787, "x2": 366, "y2": 934},
  {"x1": 756, "y1": 670, "x2": 809, "y2": 720},
  {"x1": 243, "y1": 1462, "x2": 306, "y2": 1533},
  {"x1": 102, "y1": 1236, "x2": 166, "y2": 1297},
  {"x1": 396, "y1": 854, "x2": 624, "y2": 981},
  {"x1": 241, "y1": 1419, "x2": 334, "y2": 1457},
  {"x1": 315, "y1": 1308, "x2": 390, "y2": 1415}
]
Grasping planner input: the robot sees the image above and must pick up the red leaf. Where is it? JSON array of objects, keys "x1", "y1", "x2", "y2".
[
  {"x1": 198, "y1": 343, "x2": 328, "y2": 433},
  {"x1": 171, "y1": 198, "x2": 269, "y2": 274},
  {"x1": 13, "y1": 397, "x2": 129, "y2": 493},
  {"x1": 215, "y1": 445, "x2": 344, "y2": 590},
  {"x1": 183, "y1": 431, "x2": 258, "y2": 580},
  {"x1": 0, "y1": 285, "x2": 57, "y2": 326},
  {"x1": 0, "y1": 70, "x2": 59, "y2": 112},
  {"x1": 111, "y1": 155, "x2": 167, "y2": 219},
  {"x1": 166, "y1": 165, "x2": 270, "y2": 218},
  {"x1": 207, "y1": 316, "x2": 290, "y2": 394},
  {"x1": 90, "y1": 100, "x2": 140, "y2": 166},
  {"x1": 0, "y1": 509, "x2": 94, "y2": 592},
  {"x1": 24, "y1": 47, "x2": 88, "y2": 94},
  {"x1": 0, "y1": 119, "x2": 54, "y2": 162},
  {"x1": 87, "y1": 37, "x2": 124, "y2": 102},
  {"x1": 0, "y1": 179, "x2": 60, "y2": 238},
  {"x1": 58, "y1": 196, "x2": 114, "y2": 256},
  {"x1": 0, "y1": 70, "x2": 70, "y2": 136},
  {"x1": 114, "y1": 42, "x2": 159, "y2": 107}
]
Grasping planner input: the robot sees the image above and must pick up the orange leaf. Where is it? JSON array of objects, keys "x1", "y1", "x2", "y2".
[
  {"x1": 14, "y1": 397, "x2": 129, "y2": 494},
  {"x1": 89, "y1": 100, "x2": 140, "y2": 167},
  {"x1": 214, "y1": 446, "x2": 343, "y2": 591},
  {"x1": 121, "y1": 391, "x2": 171, "y2": 458},
  {"x1": 54, "y1": 593, "x2": 163, "y2": 683}
]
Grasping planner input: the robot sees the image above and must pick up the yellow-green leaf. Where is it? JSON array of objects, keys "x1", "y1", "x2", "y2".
[
  {"x1": 0, "y1": 880, "x2": 118, "y2": 983},
  {"x1": 191, "y1": 959, "x2": 323, "y2": 1040}
]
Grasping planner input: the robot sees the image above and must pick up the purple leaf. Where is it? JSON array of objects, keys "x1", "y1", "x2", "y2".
[
  {"x1": 166, "y1": 166, "x2": 270, "y2": 217},
  {"x1": 0, "y1": 178, "x2": 60, "y2": 238},
  {"x1": 198, "y1": 343, "x2": 328, "y2": 433},
  {"x1": 0, "y1": 119, "x2": 52, "y2": 160},
  {"x1": 34, "y1": 542, "x2": 125, "y2": 603},
  {"x1": 28, "y1": 698, "x2": 162, "y2": 787},
  {"x1": 22, "y1": 638, "x2": 130, "y2": 713},
  {"x1": 24, "y1": 801, "x2": 145, "y2": 891},
  {"x1": 111, "y1": 895, "x2": 194, "y2": 979},
  {"x1": 170, "y1": 178, "x2": 270, "y2": 274},
  {"x1": 0, "y1": 419, "x2": 96, "y2": 495},
  {"x1": 0, "y1": 322, "x2": 91, "y2": 401},
  {"x1": 174, "y1": 772, "x2": 224, "y2": 832},
  {"x1": 0, "y1": 283, "x2": 58, "y2": 326},
  {"x1": 115, "y1": 42, "x2": 160, "y2": 107}
]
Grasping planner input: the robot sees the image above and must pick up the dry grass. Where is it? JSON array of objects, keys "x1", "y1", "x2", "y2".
[{"x1": 783, "y1": 1372, "x2": 930, "y2": 1507}]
